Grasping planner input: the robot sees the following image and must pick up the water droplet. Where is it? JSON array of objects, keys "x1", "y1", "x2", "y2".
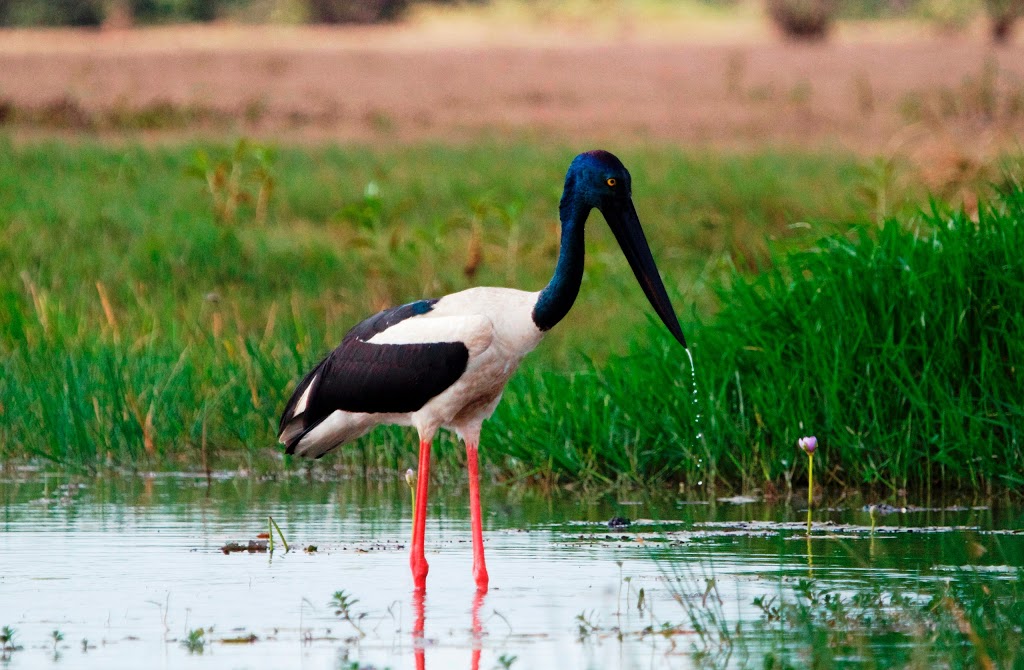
[{"x1": 685, "y1": 348, "x2": 706, "y2": 447}]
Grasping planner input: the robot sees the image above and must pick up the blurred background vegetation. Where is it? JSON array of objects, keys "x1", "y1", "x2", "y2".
[{"x1": 0, "y1": 0, "x2": 1020, "y2": 41}]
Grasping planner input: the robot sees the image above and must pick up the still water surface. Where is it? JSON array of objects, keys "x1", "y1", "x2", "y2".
[{"x1": 1, "y1": 474, "x2": 1021, "y2": 669}]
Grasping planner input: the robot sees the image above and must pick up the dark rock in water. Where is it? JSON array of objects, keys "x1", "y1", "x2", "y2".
[
  {"x1": 221, "y1": 540, "x2": 269, "y2": 554},
  {"x1": 608, "y1": 516, "x2": 631, "y2": 529}
]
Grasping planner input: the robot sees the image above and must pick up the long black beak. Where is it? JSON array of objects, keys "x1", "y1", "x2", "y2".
[{"x1": 601, "y1": 198, "x2": 688, "y2": 349}]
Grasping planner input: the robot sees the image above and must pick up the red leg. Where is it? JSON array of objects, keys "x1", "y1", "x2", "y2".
[
  {"x1": 411, "y1": 438, "x2": 431, "y2": 591},
  {"x1": 466, "y1": 442, "x2": 489, "y2": 593},
  {"x1": 412, "y1": 589, "x2": 426, "y2": 670},
  {"x1": 470, "y1": 590, "x2": 484, "y2": 670}
]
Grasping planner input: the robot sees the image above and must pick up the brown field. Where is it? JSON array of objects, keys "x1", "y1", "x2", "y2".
[{"x1": 0, "y1": 20, "x2": 1023, "y2": 155}]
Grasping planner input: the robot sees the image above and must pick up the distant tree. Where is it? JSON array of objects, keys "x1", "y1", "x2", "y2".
[
  {"x1": 0, "y1": 0, "x2": 103, "y2": 26},
  {"x1": 766, "y1": 0, "x2": 837, "y2": 39},
  {"x1": 985, "y1": 0, "x2": 1024, "y2": 42},
  {"x1": 131, "y1": 0, "x2": 219, "y2": 23},
  {"x1": 306, "y1": 0, "x2": 408, "y2": 24},
  {"x1": 183, "y1": 0, "x2": 218, "y2": 21},
  {"x1": 103, "y1": 0, "x2": 133, "y2": 28}
]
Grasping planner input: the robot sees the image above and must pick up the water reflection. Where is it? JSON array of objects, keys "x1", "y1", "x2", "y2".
[
  {"x1": 412, "y1": 590, "x2": 484, "y2": 670},
  {"x1": 0, "y1": 474, "x2": 1021, "y2": 670}
]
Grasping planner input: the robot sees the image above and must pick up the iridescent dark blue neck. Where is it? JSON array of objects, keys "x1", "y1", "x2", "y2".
[{"x1": 532, "y1": 191, "x2": 589, "y2": 331}]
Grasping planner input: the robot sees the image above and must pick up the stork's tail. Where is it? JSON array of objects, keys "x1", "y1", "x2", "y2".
[
  {"x1": 278, "y1": 361, "x2": 322, "y2": 445},
  {"x1": 278, "y1": 362, "x2": 373, "y2": 459},
  {"x1": 282, "y1": 412, "x2": 375, "y2": 459}
]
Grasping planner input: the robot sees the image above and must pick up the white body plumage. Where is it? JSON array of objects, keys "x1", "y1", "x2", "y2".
[{"x1": 280, "y1": 287, "x2": 545, "y2": 459}]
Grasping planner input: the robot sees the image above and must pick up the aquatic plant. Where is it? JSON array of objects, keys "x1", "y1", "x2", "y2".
[
  {"x1": 405, "y1": 468, "x2": 417, "y2": 522},
  {"x1": 0, "y1": 626, "x2": 19, "y2": 658},
  {"x1": 329, "y1": 591, "x2": 367, "y2": 636},
  {"x1": 339, "y1": 662, "x2": 391, "y2": 670},
  {"x1": 664, "y1": 559, "x2": 1024, "y2": 667},
  {"x1": 575, "y1": 611, "x2": 601, "y2": 641},
  {"x1": 268, "y1": 515, "x2": 290, "y2": 553},
  {"x1": 181, "y1": 628, "x2": 205, "y2": 654},
  {"x1": 799, "y1": 436, "x2": 817, "y2": 531}
]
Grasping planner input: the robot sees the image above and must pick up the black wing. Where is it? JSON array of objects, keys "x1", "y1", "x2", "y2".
[{"x1": 278, "y1": 299, "x2": 469, "y2": 450}]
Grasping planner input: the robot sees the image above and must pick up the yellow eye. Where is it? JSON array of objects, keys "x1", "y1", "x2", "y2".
[{"x1": 606, "y1": 178, "x2": 617, "y2": 187}]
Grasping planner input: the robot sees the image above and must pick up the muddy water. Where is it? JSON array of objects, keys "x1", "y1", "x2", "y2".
[{"x1": 1, "y1": 475, "x2": 1021, "y2": 669}]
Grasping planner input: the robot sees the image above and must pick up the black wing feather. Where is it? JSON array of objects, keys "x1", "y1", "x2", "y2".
[
  {"x1": 279, "y1": 299, "x2": 469, "y2": 443},
  {"x1": 311, "y1": 339, "x2": 468, "y2": 415}
]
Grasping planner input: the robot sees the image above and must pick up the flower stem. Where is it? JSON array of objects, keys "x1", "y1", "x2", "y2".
[
  {"x1": 806, "y1": 452, "x2": 814, "y2": 534},
  {"x1": 407, "y1": 471, "x2": 417, "y2": 526}
]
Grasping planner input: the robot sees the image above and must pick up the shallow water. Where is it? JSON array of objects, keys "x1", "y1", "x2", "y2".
[{"x1": 1, "y1": 474, "x2": 1021, "y2": 669}]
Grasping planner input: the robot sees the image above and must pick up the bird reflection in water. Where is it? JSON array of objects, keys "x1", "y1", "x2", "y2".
[{"x1": 412, "y1": 590, "x2": 485, "y2": 670}]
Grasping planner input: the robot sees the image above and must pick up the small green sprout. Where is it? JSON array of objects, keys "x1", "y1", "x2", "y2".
[
  {"x1": 0, "y1": 625, "x2": 20, "y2": 657},
  {"x1": 182, "y1": 628, "x2": 205, "y2": 654},
  {"x1": 575, "y1": 611, "x2": 600, "y2": 641},
  {"x1": 330, "y1": 591, "x2": 367, "y2": 636}
]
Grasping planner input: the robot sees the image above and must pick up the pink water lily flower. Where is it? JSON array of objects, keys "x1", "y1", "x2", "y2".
[{"x1": 798, "y1": 436, "x2": 818, "y2": 455}]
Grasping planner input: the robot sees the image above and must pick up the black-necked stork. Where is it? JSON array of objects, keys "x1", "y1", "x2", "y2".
[{"x1": 278, "y1": 150, "x2": 688, "y2": 593}]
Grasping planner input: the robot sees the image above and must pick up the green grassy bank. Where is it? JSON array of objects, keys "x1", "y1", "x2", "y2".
[
  {"x1": 0, "y1": 139, "x2": 1018, "y2": 493},
  {"x1": 498, "y1": 183, "x2": 1024, "y2": 494}
]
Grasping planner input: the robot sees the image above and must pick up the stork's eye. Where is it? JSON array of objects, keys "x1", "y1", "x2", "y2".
[{"x1": 606, "y1": 178, "x2": 617, "y2": 187}]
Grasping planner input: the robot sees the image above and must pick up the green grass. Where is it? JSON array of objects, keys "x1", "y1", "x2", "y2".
[
  {"x1": 670, "y1": 563, "x2": 1024, "y2": 668},
  {"x1": 497, "y1": 181, "x2": 1024, "y2": 493},
  {"x1": 0, "y1": 138, "x2": 1018, "y2": 493}
]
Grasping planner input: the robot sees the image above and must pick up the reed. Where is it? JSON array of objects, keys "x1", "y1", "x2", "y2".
[
  {"x1": 495, "y1": 179, "x2": 1024, "y2": 493},
  {"x1": 1, "y1": 140, "x2": 1019, "y2": 493}
]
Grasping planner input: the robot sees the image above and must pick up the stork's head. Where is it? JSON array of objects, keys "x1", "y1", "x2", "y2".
[
  {"x1": 560, "y1": 150, "x2": 632, "y2": 214},
  {"x1": 561, "y1": 150, "x2": 688, "y2": 350}
]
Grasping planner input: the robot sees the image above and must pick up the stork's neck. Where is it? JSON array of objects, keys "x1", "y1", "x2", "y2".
[{"x1": 532, "y1": 199, "x2": 589, "y2": 331}]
